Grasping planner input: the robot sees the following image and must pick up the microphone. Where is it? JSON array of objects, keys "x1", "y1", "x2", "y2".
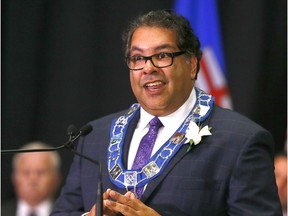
[
  {"x1": 67, "y1": 124, "x2": 78, "y2": 140},
  {"x1": 65, "y1": 124, "x2": 93, "y2": 148},
  {"x1": 1, "y1": 123, "x2": 102, "y2": 216},
  {"x1": 78, "y1": 124, "x2": 93, "y2": 135}
]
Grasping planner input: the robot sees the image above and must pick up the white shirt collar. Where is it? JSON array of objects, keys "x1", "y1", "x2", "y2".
[
  {"x1": 139, "y1": 88, "x2": 196, "y2": 129},
  {"x1": 17, "y1": 199, "x2": 52, "y2": 216}
]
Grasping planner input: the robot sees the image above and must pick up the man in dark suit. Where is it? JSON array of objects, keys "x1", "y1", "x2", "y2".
[{"x1": 51, "y1": 10, "x2": 282, "y2": 215}]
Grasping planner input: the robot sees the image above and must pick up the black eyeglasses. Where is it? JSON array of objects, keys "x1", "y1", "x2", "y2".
[{"x1": 126, "y1": 51, "x2": 186, "y2": 70}]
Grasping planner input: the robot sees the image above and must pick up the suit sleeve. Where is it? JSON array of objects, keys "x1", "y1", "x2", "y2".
[{"x1": 227, "y1": 129, "x2": 282, "y2": 216}]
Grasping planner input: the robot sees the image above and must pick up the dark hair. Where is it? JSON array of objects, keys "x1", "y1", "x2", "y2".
[
  {"x1": 122, "y1": 10, "x2": 202, "y2": 73},
  {"x1": 275, "y1": 151, "x2": 287, "y2": 159}
]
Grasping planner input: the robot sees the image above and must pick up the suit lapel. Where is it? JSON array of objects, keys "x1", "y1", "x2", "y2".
[
  {"x1": 122, "y1": 112, "x2": 140, "y2": 168},
  {"x1": 140, "y1": 143, "x2": 189, "y2": 202},
  {"x1": 115, "y1": 112, "x2": 140, "y2": 194},
  {"x1": 114, "y1": 112, "x2": 140, "y2": 195}
]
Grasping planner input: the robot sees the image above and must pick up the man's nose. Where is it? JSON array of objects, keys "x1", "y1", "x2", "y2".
[{"x1": 143, "y1": 58, "x2": 157, "y2": 74}]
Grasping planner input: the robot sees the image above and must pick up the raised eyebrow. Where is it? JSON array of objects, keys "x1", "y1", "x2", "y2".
[{"x1": 129, "y1": 46, "x2": 143, "y2": 54}]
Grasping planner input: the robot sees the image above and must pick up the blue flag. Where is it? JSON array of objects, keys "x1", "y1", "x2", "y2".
[{"x1": 174, "y1": 0, "x2": 232, "y2": 108}]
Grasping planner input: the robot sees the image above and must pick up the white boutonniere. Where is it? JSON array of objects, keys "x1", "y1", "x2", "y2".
[{"x1": 185, "y1": 121, "x2": 212, "y2": 152}]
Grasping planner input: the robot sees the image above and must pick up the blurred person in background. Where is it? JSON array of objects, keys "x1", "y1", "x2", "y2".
[
  {"x1": 274, "y1": 152, "x2": 287, "y2": 216},
  {"x1": 1, "y1": 142, "x2": 62, "y2": 216}
]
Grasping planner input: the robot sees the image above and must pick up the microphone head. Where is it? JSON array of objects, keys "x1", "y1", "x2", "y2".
[
  {"x1": 67, "y1": 124, "x2": 78, "y2": 136},
  {"x1": 80, "y1": 124, "x2": 93, "y2": 136}
]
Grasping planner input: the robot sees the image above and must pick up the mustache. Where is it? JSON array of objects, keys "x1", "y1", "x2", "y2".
[{"x1": 141, "y1": 74, "x2": 166, "y2": 85}]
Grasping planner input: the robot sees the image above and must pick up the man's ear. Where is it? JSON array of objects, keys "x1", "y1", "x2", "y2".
[{"x1": 188, "y1": 55, "x2": 198, "y2": 80}]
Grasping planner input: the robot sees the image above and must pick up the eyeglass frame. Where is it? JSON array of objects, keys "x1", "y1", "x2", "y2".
[{"x1": 125, "y1": 51, "x2": 186, "y2": 71}]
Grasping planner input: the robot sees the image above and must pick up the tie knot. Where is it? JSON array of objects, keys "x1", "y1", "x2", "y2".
[{"x1": 149, "y1": 117, "x2": 163, "y2": 128}]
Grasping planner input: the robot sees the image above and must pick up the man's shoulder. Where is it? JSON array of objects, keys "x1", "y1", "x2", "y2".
[
  {"x1": 208, "y1": 105, "x2": 275, "y2": 151},
  {"x1": 88, "y1": 109, "x2": 128, "y2": 128},
  {"x1": 211, "y1": 105, "x2": 269, "y2": 134}
]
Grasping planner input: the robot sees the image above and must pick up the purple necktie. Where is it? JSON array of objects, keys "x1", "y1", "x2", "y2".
[{"x1": 131, "y1": 116, "x2": 163, "y2": 198}]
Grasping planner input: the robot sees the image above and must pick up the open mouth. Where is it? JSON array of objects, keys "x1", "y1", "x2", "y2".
[
  {"x1": 145, "y1": 81, "x2": 163, "y2": 88},
  {"x1": 144, "y1": 81, "x2": 165, "y2": 94}
]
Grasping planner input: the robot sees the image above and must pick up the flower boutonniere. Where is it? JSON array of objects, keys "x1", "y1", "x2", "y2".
[{"x1": 185, "y1": 121, "x2": 212, "y2": 152}]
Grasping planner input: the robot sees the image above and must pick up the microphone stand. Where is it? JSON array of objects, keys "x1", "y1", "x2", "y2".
[
  {"x1": 1, "y1": 130, "x2": 83, "y2": 154},
  {"x1": 66, "y1": 146, "x2": 103, "y2": 216},
  {"x1": 1, "y1": 125, "x2": 103, "y2": 216}
]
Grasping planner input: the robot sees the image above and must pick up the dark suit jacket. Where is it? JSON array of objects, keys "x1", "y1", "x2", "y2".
[{"x1": 51, "y1": 105, "x2": 282, "y2": 216}]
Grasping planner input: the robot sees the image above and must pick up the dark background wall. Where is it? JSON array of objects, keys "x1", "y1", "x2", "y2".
[{"x1": 2, "y1": 0, "x2": 286, "y2": 202}]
